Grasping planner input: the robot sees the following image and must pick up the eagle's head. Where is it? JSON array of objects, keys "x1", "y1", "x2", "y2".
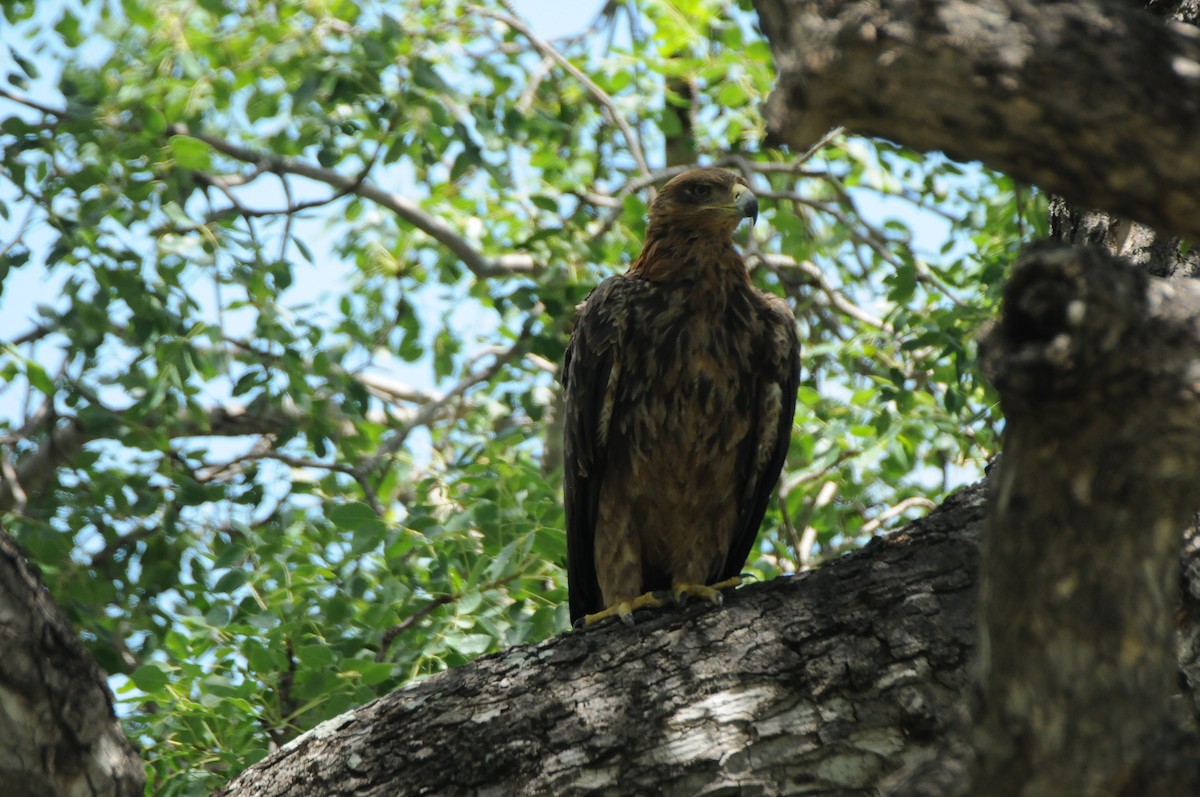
[{"x1": 647, "y1": 168, "x2": 758, "y2": 238}]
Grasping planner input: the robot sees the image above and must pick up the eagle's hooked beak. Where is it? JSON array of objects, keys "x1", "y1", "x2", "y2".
[{"x1": 732, "y1": 184, "x2": 759, "y2": 226}]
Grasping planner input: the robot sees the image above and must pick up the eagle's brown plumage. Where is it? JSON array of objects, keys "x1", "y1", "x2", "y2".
[{"x1": 563, "y1": 168, "x2": 800, "y2": 626}]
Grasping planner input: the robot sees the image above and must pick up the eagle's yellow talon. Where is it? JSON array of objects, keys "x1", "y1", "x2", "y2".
[
  {"x1": 672, "y1": 577, "x2": 743, "y2": 607},
  {"x1": 576, "y1": 590, "x2": 667, "y2": 629}
]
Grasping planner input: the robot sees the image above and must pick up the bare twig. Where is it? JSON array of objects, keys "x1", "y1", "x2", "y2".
[
  {"x1": 515, "y1": 55, "x2": 555, "y2": 114},
  {"x1": 360, "y1": 307, "x2": 542, "y2": 476},
  {"x1": 776, "y1": 482, "x2": 802, "y2": 572},
  {"x1": 796, "y1": 480, "x2": 839, "y2": 567},
  {"x1": 755, "y1": 253, "x2": 892, "y2": 331},
  {"x1": 374, "y1": 573, "x2": 522, "y2": 662},
  {"x1": 0, "y1": 204, "x2": 36, "y2": 260},
  {"x1": 797, "y1": 126, "x2": 845, "y2": 163},
  {"x1": 5, "y1": 325, "x2": 55, "y2": 348},
  {"x1": 88, "y1": 526, "x2": 158, "y2": 570},
  {"x1": 0, "y1": 448, "x2": 28, "y2": 516},
  {"x1": 0, "y1": 86, "x2": 64, "y2": 118},
  {"x1": 477, "y1": 3, "x2": 652, "y2": 179},
  {"x1": 780, "y1": 448, "x2": 862, "y2": 494},
  {"x1": 257, "y1": 450, "x2": 384, "y2": 516},
  {"x1": 374, "y1": 594, "x2": 457, "y2": 661},
  {"x1": 0, "y1": 401, "x2": 351, "y2": 514},
  {"x1": 859, "y1": 496, "x2": 936, "y2": 536},
  {"x1": 524, "y1": 352, "x2": 558, "y2": 375}
]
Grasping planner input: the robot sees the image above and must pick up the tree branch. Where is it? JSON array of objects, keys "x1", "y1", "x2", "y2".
[
  {"x1": 889, "y1": 243, "x2": 1200, "y2": 795},
  {"x1": 359, "y1": 309, "x2": 541, "y2": 476},
  {"x1": 215, "y1": 483, "x2": 991, "y2": 797},
  {"x1": 755, "y1": 253, "x2": 892, "y2": 330},
  {"x1": 0, "y1": 86, "x2": 64, "y2": 118},
  {"x1": 165, "y1": 124, "x2": 540, "y2": 279},
  {"x1": 753, "y1": 0, "x2": 1200, "y2": 243},
  {"x1": 0, "y1": 402, "x2": 348, "y2": 514},
  {"x1": 477, "y1": 2, "x2": 653, "y2": 180}
]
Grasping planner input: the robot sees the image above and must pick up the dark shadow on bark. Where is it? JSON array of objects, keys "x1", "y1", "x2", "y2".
[{"x1": 0, "y1": 524, "x2": 144, "y2": 797}]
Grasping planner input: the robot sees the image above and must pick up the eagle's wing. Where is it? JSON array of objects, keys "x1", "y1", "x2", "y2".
[
  {"x1": 563, "y1": 277, "x2": 629, "y2": 623},
  {"x1": 720, "y1": 296, "x2": 801, "y2": 582}
]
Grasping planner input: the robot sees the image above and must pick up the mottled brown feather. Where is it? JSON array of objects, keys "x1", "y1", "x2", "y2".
[{"x1": 563, "y1": 168, "x2": 800, "y2": 623}]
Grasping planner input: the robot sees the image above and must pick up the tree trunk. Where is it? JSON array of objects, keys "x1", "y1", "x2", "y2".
[
  {"x1": 972, "y1": 245, "x2": 1200, "y2": 796},
  {"x1": 0, "y1": 525, "x2": 144, "y2": 797},
  {"x1": 749, "y1": 0, "x2": 1200, "y2": 791}
]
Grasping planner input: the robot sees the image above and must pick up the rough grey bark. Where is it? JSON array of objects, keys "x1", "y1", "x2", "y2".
[
  {"x1": 973, "y1": 245, "x2": 1200, "y2": 796},
  {"x1": 215, "y1": 484, "x2": 987, "y2": 797},
  {"x1": 879, "y1": 235, "x2": 1200, "y2": 797},
  {"x1": 752, "y1": 0, "x2": 1200, "y2": 244},
  {"x1": 0, "y1": 525, "x2": 144, "y2": 797},
  {"x1": 883, "y1": 247, "x2": 1200, "y2": 796},
  {"x1": 1049, "y1": 198, "x2": 1200, "y2": 280}
]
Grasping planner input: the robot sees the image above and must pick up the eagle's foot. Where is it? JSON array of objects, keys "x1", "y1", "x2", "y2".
[
  {"x1": 672, "y1": 576, "x2": 743, "y2": 607},
  {"x1": 574, "y1": 590, "x2": 668, "y2": 629}
]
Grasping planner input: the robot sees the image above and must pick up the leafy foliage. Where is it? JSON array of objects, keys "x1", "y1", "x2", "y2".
[{"x1": 0, "y1": 0, "x2": 1041, "y2": 791}]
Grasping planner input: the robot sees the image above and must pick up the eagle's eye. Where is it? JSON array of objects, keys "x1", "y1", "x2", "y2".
[{"x1": 689, "y1": 183, "x2": 713, "y2": 200}]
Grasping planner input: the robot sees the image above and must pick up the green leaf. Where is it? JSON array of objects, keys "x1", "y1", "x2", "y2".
[
  {"x1": 131, "y1": 663, "x2": 171, "y2": 693},
  {"x1": 328, "y1": 502, "x2": 381, "y2": 531},
  {"x1": 296, "y1": 644, "x2": 337, "y2": 668},
  {"x1": 213, "y1": 570, "x2": 248, "y2": 593},
  {"x1": 54, "y1": 11, "x2": 81, "y2": 46},
  {"x1": 168, "y1": 135, "x2": 213, "y2": 170},
  {"x1": 23, "y1": 359, "x2": 55, "y2": 395},
  {"x1": 213, "y1": 543, "x2": 247, "y2": 569}
]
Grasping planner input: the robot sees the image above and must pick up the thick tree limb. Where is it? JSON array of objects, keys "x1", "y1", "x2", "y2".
[
  {"x1": 0, "y1": 525, "x2": 144, "y2": 797},
  {"x1": 752, "y1": 0, "x2": 1200, "y2": 243},
  {"x1": 1049, "y1": 198, "x2": 1200, "y2": 280},
  {"x1": 980, "y1": 246, "x2": 1200, "y2": 796},
  {"x1": 215, "y1": 483, "x2": 988, "y2": 796}
]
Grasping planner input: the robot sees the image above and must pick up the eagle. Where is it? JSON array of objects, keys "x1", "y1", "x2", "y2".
[{"x1": 562, "y1": 167, "x2": 800, "y2": 627}]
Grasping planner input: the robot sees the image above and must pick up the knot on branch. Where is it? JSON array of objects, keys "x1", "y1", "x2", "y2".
[{"x1": 979, "y1": 242, "x2": 1154, "y2": 401}]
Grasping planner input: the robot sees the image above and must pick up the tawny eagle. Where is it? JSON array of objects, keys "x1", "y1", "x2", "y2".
[{"x1": 562, "y1": 168, "x2": 800, "y2": 627}]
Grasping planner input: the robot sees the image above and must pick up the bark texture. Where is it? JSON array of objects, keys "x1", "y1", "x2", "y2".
[
  {"x1": 215, "y1": 484, "x2": 987, "y2": 797},
  {"x1": 884, "y1": 245, "x2": 1200, "y2": 797},
  {"x1": 0, "y1": 526, "x2": 144, "y2": 797},
  {"x1": 978, "y1": 245, "x2": 1200, "y2": 796},
  {"x1": 752, "y1": 0, "x2": 1200, "y2": 243},
  {"x1": 1048, "y1": 198, "x2": 1200, "y2": 280}
]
